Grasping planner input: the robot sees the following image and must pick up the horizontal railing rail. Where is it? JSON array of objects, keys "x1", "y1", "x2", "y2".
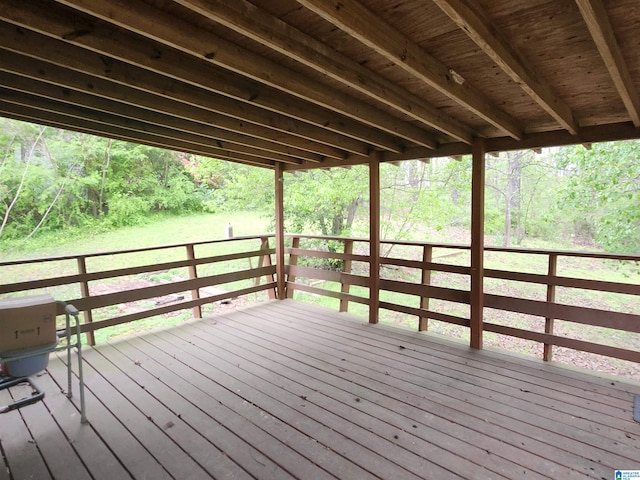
[
  {"x1": 0, "y1": 235, "x2": 276, "y2": 345},
  {"x1": 2, "y1": 233, "x2": 639, "y2": 370},
  {"x1": 284, "y1": 234, "x2": 640, "y2": 366}
]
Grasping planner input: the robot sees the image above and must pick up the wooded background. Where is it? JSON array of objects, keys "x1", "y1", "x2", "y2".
[{"x1": 1, "y1": 118, "x2": 639, "y2": 254}]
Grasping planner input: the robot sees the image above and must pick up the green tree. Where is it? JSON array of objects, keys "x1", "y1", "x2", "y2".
[
  {"x1": 0, "y1": 119, "x2": 208, "y2": 240},
  {"x1": 284, "y1": 167, "x2": 366, "y2": 237},
  {"x1": 554, "y1": 141, "x2": 640, "y2": 252}
]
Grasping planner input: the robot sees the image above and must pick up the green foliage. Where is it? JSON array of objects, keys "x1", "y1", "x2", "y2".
[
  {"x1": 284, "y1": 167, "x2": 367, "y2": 237},
  {"x1": 0, "y1": 119, "x2": 208, "y2": 242},
  {"x1": 377, "y1": 158, "x2": 472, "y2": 246},
  {"x1": 553, "y1": 141, "x2": 640, "y2": 252},
  {"x1": 3, "y1": 118, "x2": 640, "y2": 256}
]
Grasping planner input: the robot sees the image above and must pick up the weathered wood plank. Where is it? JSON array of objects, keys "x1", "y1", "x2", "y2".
[
  {"x1": 13, "y1": 376, "x2": 91, "y2": 480},
  {"x1": 203, "y1": 308, "x2": 634, "y2": 477},
  {"x1": 38, "y1": 359, "x2": 131, "y2": 480},
  {"x1": 180, "y1": 319, "x2": 535, "y2": 479},
  {"x1": 111, "y1": 343, "x2": 299, "y2": 480},
  {"x1": 142, "y1": 329, "x2": 388, "y2": 480},
  {"x1": 46, "y1": 353, "x2": 174, "y2": 480},
  {"x1": 1, "y1": 301, "x2": 639, "y2": 479},
  {"x1": 0, "y1": 390, "x2": 52, "y2": 480},
  {"x1": 84, "y1": 343, "x2": 251, "y2": 480},
  {"x1": 269, "y1": 302, "x2": 640, "y2": 454},
  {"x1": 278, "y1": 301, "x2": 639, "y2": 417}
]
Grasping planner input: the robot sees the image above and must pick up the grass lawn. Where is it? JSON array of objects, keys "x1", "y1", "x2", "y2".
[{"x1": 0, "y1": 211, "x2": 271, "y2": 261}]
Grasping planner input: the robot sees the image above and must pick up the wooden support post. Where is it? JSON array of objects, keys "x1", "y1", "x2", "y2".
[
  {"x1": 470, "y1": 138, "x2": 485, "y2": 349},
  {"x1": 339, "y1": 239, "x2": 354, "y2": 312},
  {"x1": 275, "y1": 162, "x2": 286, "y2": 300},
  {"x1": 257, "y1": 236, "x2": 277, "y2": 299},
  {"x1": 76, "y1": 256, "x2": 95, "y2": 346},
  {"x1": 186, "y1": 244, "x2": 202, "y2": 319},
  {"x1": 286, "y1": 236, "x2": 300, "y2": 298},
  {"x1": 369, "y1": 152, "x2": 381, "y2": 324},
  {"x1": 544, "y1": 253, "x2": 558, "y2": 361},
  {"x1": 418, "y1": 245, "x2": 433, "y2": 331}
]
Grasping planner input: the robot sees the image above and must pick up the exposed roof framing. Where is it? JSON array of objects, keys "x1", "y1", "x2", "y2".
[
  {"x1": 431, "y1": 0, "x2": 579, "y2": 135},
  {"x1": 298, "y1": 0, "x2": 524, "y2": 140},
  {"x1": 1, "y1": 0, "x2": 640, "y2": 170},
  {"x1": 575, "y1": 0, "x2": 640, "y2": 127}
]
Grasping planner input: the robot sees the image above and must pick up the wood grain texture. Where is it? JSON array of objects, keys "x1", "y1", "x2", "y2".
[{"x1": 1, "y1": 300, "x2": 638, "y2": 479}]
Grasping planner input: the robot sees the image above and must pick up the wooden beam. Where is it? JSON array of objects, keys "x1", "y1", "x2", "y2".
[
  {"x1": 369, "y1": 151, "x2": 381, "y2": 324},
  {"x1": 433, "y1": 0, "x2": 579, "y2": 135},
  {"x1": 0, "y1": 106, "x2": 274, "y2": 168},
  {"x1": 0, "y1": 77, "x2": 304, "y2": 165},
  {"x1": 0, "y1": 107, "x2": 272, "y2": 168},
  {"x1": 51, "y1": 0, "x2": 438, "y2": 149},
  {"x1": 575, "y1": 0, "x2": 640, "y2": 127},
  {"x1": 0, "y1": 52, "x2": 327, "y2": 163},
  {"x1": 543, "y1": 254, "x2": 557, "y2": 361},
  {"x1": 275, "y1": 163, "x2": 286, "y2": 299},
  {"x1": 298, "y1": 0, "x2": 524, "y2": 140},
  {"x1": 0, "y1": 2, "x2": 381, "y2": 156},
  {"x1": 0, "y1": 26, "x2": 351, "y2": 161},
  {"x1": 0, "y1": 96, "x2": 277, "y2": 168},
  {"x1": 174, "y1": 0, "x2": 474, "y2": 145},
  {"x1": 283, "y1": 121, "x2": 640, "y2": 171},
  {"x1": 470, "y1": 137, "x2": 485, "y2": 349}
]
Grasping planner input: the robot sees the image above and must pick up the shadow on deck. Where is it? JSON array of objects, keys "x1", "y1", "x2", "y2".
[{"x1": 1, "y1": 300, "x2": 639, "y2": 479}]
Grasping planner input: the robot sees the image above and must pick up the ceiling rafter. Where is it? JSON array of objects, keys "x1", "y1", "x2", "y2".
[
  {"x1": 575, "y1": 0, "x2": 640, "y2": 127},
  {"x1": 0, "y1": 101, "x2": 276, "y2": 168},
  {"x1": 53, "y1": 0, "x2": 439, "y2": 150},
  {"x1": 174, "y1": 0, "x2": 474, "y2": 145},
  {"x1": 0, "y1": 81, "x2": 304, "y2": 165},
  {"x1": 0, "y1": 2, "x2": 383, "y2": 156},
  {"x1": 0, "y1": 47, "x2": 330, "y2": 163},
  {"x1": 0, "y1": 67, "x2": 308, "y2": 163},
  {"x1": 432, "y1": 0, "x2": 579, "y2": 135},
  {"x1": 1, "y1": 0, "x2": 639, "y2": 171},
  {"x1": 297, "y1": 0, "x2": 524, "y2": 140}
]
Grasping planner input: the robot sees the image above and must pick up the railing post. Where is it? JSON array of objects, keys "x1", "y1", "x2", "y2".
[
  {"x1": 470, "y1": 138, "x2": 485, "y2": 349},
  {"x1": 419, "y1": 245, "x2": 433, "y2": 331},
  {"x1": 369, "y1": 152, "x2": 381, "y2": 324},
  {"x1": 76, "y1": 256, "x2": 95, "y2": 346},
  {"x1": 274, "y1": 162, "x2": 286, "y2": 299},
  {"x1": 286, "y1": 236, "x2": 300, "y2": 298},
  {"x1": 339, "y1": 239, "x2": 354, "y2": 312},
  {"x1": 186, "y1": 244, "x2": 202, "y2": 319},
  {"x1": 544, "y1": 253, "x2": 558, "y2": 361},
  {"x1": 257, "y1": 236, "x2": 277, "y2": 299}
]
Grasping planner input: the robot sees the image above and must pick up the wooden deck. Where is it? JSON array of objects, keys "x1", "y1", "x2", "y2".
[{"x1": 1, "y1": 300, "x2": 639, "y2": 479}]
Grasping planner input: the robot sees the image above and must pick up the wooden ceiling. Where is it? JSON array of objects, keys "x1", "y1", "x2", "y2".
[{"x1": 1, "y1": 0, "x2": 640, "y2": 170}]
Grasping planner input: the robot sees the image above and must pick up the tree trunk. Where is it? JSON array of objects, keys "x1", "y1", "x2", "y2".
[
  {"x1": 0, "y1": 127, "x2": 46, "y2": 238},
  {"x1": 98, "y1": 139, "x2": 112, "y2": 216},
  {"x1": 504, "y1": 151, "x2": 523, "y2": 246}
]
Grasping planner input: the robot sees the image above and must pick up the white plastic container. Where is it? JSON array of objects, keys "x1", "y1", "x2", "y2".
[{"x1": 1, "y1": 341, "x2": 58, "y2": 377}]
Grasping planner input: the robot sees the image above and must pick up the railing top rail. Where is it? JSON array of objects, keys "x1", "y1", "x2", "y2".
[
  {"x1": 285, "y1": 233, "x2": 370, "y2": 242},
  {"x1": 3, "y1": 232, "x2": 637, "y2": 268},
  {"x1": 0, "y1": 233, "x2": 276, "y2": 267},
  {"x1": 285, "y1": 233, "x2": 469, "y2": 249},
  {"x1": 285, "y1": 233, "x2": 640, "y2": 261},
  {"x1": 483, "y1": 245, "x2": 640, "y2": 261}
]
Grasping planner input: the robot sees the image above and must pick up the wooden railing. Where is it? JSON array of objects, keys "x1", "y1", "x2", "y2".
[
  {"x1": 0, "y1": 235, "x2": 276, "y2": 345},
  {"x1": 2, "y1": 233, "x2": 639, "y2": 367},
  {"x1": 285, "y1": 234, "x2": 640, "y2": 365}
]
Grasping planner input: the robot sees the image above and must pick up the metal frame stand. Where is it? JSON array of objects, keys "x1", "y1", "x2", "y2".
[{"x1": 0, "y1": 301, "x2": 87, "y2": 423}]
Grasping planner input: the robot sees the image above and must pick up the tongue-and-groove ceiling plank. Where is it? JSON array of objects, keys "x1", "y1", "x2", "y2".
[{"x1": 1, "y1": 0, "x2": 639, "y2": 170}]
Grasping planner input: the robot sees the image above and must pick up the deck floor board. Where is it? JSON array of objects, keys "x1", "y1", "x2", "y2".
[
  {"x1": 257, "y1": 304, "x2": 640, "y2": 449},
  {"x1": 1, "y1": 300, "x2": 638, "y2": 479},
  {"x1": 197, "y1": 306, "x2": 629, "y2": 477}
]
